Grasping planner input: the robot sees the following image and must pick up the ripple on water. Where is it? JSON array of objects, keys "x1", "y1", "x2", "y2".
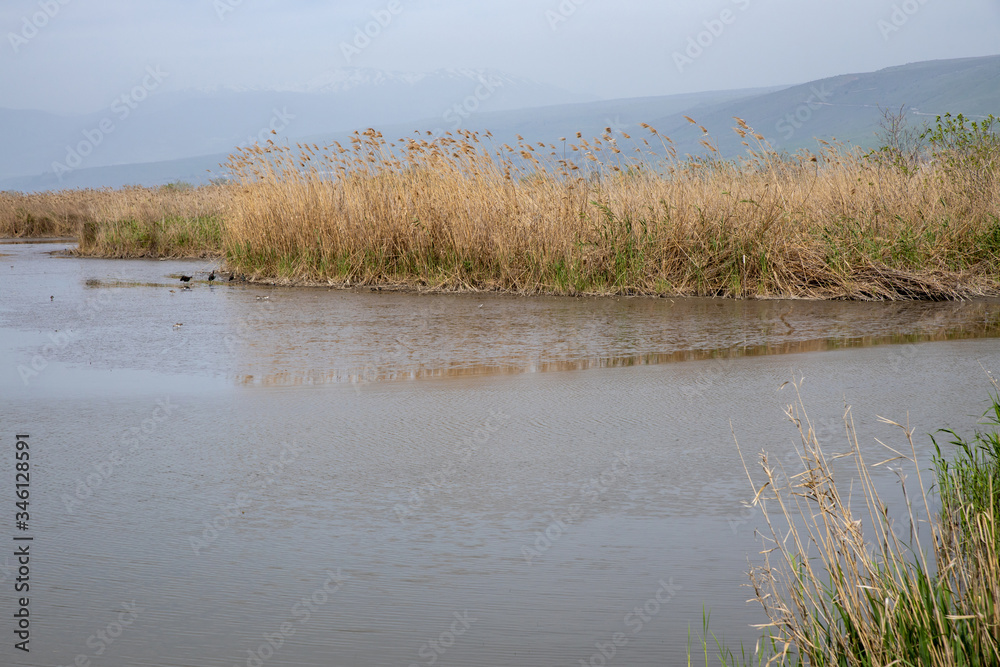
[{"x1": 4, "y1": 244, "x2": 1000, "y2": 666}]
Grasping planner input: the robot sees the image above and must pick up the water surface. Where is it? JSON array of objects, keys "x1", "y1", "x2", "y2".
[{"x1": 2, "y1": 242, "x2": 998, "y2": 666}]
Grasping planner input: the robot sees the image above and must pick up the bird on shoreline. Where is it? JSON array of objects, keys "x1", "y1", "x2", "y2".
[
  {"x1": 179, "y1": 275, "x2": 192, "y2": 282},
  {"x1": 208, "y1": 271, "x2": 216, "y2": 282}
]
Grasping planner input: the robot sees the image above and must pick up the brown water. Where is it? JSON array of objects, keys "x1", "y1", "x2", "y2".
[{"x1": 2, "y1": 241, "x2": 999, "y2": 666}]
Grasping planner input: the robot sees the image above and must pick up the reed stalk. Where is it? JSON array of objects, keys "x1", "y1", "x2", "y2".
[{"x1": 717, "y1": 380, "x2": 1000, "y2": 665}]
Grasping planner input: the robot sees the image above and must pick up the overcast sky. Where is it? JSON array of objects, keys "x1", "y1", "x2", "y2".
[{"x1": 3, "y1": 0, "x2": 999, "y2": 115}]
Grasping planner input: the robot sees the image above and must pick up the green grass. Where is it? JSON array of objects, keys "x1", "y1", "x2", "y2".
[
  {"x1": 77, "y1": 214, "x2": 223, "y2": 258},
  {"x1": 694, "y1": 385, "x2": 1000, "y2": 666}
]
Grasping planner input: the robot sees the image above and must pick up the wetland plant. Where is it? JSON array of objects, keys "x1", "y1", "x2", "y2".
[
  {"x1": 700, "y1": 381, "x2": 999, "y2": 666},
  {"x1": 219, "y1": 116, "x2": 1000, "y2": 299},
  {"x1": 4, "y1": 113, "x2": 998, "y2": 298}
]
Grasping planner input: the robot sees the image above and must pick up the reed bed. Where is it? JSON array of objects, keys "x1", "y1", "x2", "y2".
[
  {"x1": 4, "y1": 116, "x2": 997, "y2": 298},
  {"x1": 221, "y1": 119, "x2": 1000, "y2": 299},
  {"x1": 714, "y1": 380, "x2": 1000, "y2": 666},
  {"x1": 0, "y1": 183, "x2": 228, "y2": 257}
]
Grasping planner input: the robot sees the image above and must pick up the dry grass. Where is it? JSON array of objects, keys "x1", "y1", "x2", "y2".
[
  {"x1": 5, "y1": 117, "x2": 998, "y2": 298},
  {"x1": 730, "y1": 380, "x2": 1000, "y2": 666},
  {"x1": 0, "y1": 184, "x2": 228, "y2": 258},
  {"x1": 221, "y1": 120, "x2": 1000, "y2": 299}
]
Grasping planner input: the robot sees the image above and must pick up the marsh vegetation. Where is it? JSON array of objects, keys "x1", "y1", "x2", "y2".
[
  {"x1": 698, "y1": 382, "x2": 1000, "y2": 666},
  {"x1": 4, "y1": 113, "x2": 998, "y2": 299}
]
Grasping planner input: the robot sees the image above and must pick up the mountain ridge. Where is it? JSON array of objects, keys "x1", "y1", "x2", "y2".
[{"x1": 2, "y1": 54, "x2": 997, "y2": 192}]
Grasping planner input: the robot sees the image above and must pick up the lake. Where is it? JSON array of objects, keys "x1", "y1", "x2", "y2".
[{"x1": 2, "y1": 240, "x2": 999, "y2": 666}]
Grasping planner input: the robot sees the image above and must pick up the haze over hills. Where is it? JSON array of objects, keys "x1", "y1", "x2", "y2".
[
  {"x1": 649, "y1": 54, "x2": 1000, "y2": 157},
  {"x1": 2, "y1": 55, "x2": 998, "y2": 192},
  {"x1": 0, "y1": 67, "x2": 591, "y2": 185}
]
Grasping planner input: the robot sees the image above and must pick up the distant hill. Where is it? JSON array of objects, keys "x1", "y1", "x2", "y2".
[
  {"x1": 0, "y1": 67, "x2": 591, "y2": 187},
  {"x1": 0, "y1": 86, "x2": 775, "y2": 191},
  {"x1": 2, "y1": 55, "x2": 998, "y2": 192},
  {"x1": 648, "y1": 55, "x2": 1000, "y2": 157}
]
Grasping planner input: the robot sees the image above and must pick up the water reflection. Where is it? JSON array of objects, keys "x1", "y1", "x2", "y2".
[
  {"x1": 230, "y1": 297, "x2": 1000, "y2": 387},
  {"x1": 5, "y1": 243, "x2": 1000, "y2": 667}
]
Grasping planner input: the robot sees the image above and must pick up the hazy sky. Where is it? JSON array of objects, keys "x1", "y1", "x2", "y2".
[{"x1": 3, "y1": 0, "x2": 999, "y2": 114}]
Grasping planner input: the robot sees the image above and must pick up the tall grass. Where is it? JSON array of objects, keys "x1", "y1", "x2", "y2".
[
  {"x1": 220, "y1": 119, "x2": 1000, "y2": 299},
  {"x1": 5, "y1": 116, "x2": 998, "y2": 298},
  {"x1": 717, "y1": 381, "x2": 1000, "y2": 666},
  {"x1": 0, "y1": 184, "x2": 228, "y2": 257}
]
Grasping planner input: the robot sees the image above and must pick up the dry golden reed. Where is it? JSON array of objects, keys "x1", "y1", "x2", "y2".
[
  {"x1": 731, "y1": 380, "x2": 999, "y2": 665},
  {"x1": 5, "y1": 118, "x2": 998, "y2": 298},
  {"x1": 221, "y1": 121, "x2": 1000, "y2": 299}
]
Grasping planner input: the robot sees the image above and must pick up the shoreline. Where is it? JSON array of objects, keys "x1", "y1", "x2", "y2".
[
  {"x1": 5, "y1": 116, "x2": 998, "y2": 303},
  {"x1": 5, "y1": 236, "x2": 998, "y2": 301},
  {"x1": 233, "y1": 273, "x2": 1000, "y2": 301},
  {"x1": 17, "y1": 240, "x2": 1000, "y2": 301}
]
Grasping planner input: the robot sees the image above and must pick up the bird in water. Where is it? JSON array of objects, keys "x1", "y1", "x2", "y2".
[
  {"x1": 208, "y1": 271, "x2": 216, "y2": 282},
  {"x1": 179, "y1": 275, "x2": 192, "y2": 282}
]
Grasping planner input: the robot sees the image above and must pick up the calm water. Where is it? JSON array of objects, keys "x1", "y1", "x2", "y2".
[{"x1": 2, "y1": 241, "x2": 999, "y2": 666}]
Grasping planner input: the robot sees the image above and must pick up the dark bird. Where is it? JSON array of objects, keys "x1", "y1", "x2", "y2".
[
  {"x1": 179, "y1": 275, "x2": 192, "y2": 282},
  {"x1": 208, "y1": 271, "x2": 216, "y2": 282},
  {"x1": 229, "y1": 273, "x2": 235, "y2": 282}
]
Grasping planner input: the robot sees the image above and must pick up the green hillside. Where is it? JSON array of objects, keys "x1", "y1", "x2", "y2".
[{"x1": 650, "y1": 55, "x2": 1000, "y2": 157}]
